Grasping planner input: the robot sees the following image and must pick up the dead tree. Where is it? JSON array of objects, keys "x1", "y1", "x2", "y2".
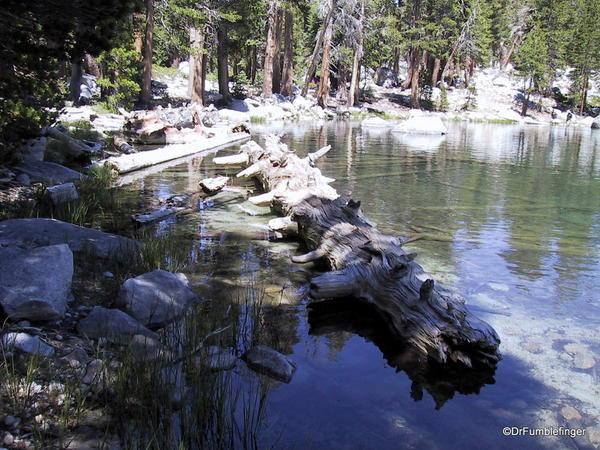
[{"x1": 215, "y1": 136, "x2": 502, "y2": 369}]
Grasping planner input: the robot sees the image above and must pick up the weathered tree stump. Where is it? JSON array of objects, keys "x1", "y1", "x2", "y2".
[{"x1": 215, "y1": 135, "x2": 501, "y2": 368}]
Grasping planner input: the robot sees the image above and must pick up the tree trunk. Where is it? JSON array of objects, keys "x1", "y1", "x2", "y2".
[
  {"x1": 431, "y1": 58, "x2": 441, "y2": 86},
  {"x1": 317, "y1": 14, "x2": 333, "y2": 107},
  {"x1": 348, "y1": 0, "x2": 364, "y2": 107},
  {"x1": 392, "y1": 47, "x2": 400, "y2": 74},
  {"x1": 263, "y1": 1, "x2": 280, "y2": 98},
  {"x1": 280, "y1": 8, "x2": 295, "y2": 97},
  {"x1": 215, "y1": 136, "x2": 502, "y2": 372},
  {"x1": 69, "y1": 58, "x2": 83, "y2": 103},
  {"x1": 521, "y1": 79, "x2": 532, "y2": 116},
  {"x1": 189, "y1": 27, "x2": 206, "y2": 105},
  {"x1": 272, "y1": 8, "x2": 283, "y2": 94},
  {"x1": 500, "y1": 35, "x2": 521, "y2": 70},
  {"x1": 579, "y1": 72, "x2": 589, "y2": 115},
  {"x1": 83, "y1": 54, "x2": 101, "y2": 78},
  {"x1": 140, "y1": 0, "x2": 154, "y2": 106},
  {"x1": 409, "y1": 49, "x2": 421, "y2": 108},
  {"x1": 216, "y1": 25, "x2": 231, "y2": 104},
  {"x1": 301, "y1": 8, "x2": 333, "y2": 97}
]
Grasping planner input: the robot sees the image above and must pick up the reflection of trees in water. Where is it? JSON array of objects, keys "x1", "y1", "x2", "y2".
[{"x1": 308, "y1": 298, "x2": 497, "y2": 410}]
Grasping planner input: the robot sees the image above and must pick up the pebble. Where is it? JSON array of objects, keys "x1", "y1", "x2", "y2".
[
  {"x1": 522, "y1": 341, "x2": 543, "y2": 354},
  {"x1": 103, "y1": 271, "x2": 114, "y2": 278},
  {"x1": 573, "y1": 352, "x2": 596, "y2": 370},
  {"x1": 3, "y1": 433, "x2": 14, "y2": 446},
  {"x1": 560, "y1": 405, "x2": 582, "y2": 422},
  {"x1": 587, "y1": 427, "x2": 600, "y2": 445}
]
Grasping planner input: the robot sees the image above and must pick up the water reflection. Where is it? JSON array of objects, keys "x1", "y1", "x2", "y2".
[
  {"x1": 117, "y1": 120, "x2": 600, "y2": 448},
  {"x1": 308, "y1": 298, "x2": 497, "y2": 410}
]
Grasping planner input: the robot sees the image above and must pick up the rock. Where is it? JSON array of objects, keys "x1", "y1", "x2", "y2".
[
  {"x1": 127, "y1": 334, "x2": 164, "y2": 361},
  {"x1": 521, "y1": 341, "x2": 543, "y2": 354},
  {"x1": 564, "y1": 342, "x2": 587, "y2": 355},
  {"x1": 15, "y1": 161, "x2": 83, "y2": 184},
  {"x1": 0, "y1": 218, "x2": 137, "y2": 261},
  {"x1": 60, "y1": 348, "x2": 90, "y2": 369},
  {"x1": 587, "y1": 427, "x2": 600, "y2": 446},
  {"x1": 197, "y1": 346, "x2": 237, "y2": 371},
  {"x1": 134, "y1": 207, "x2": 181, "y2": 225},
  {"x1": 560, "y1": 405, "x2": 582, "y2": 422},
  {"x1": 492, "y1": 76, "x2": 512, "y2": 87},
  {"x1": 218, "y1": 108, "x2": 250, "y2": 123},
  {"x1": 81, "y1": 359, "x2": 104, "y2": 385},
  {"x1": 4, "y1": 416, "x2": 20, "y2": 428},
  {"x1": 375, "y1": 67, "x2": 399, "y2": 87},
  {"x1": 292, "y1": 96, "x2": 313, "y2": 111},
  {"x1": 117, "y1": 270, "x2": 198, "y2": 328},
  {"x1": 1, "y1": 333, "x2": 54, "y2": 356},
  {"x1": 592, "y1": 117, "x2": 600, "y2": 130},
  {"x1": 15, "y1": 173, "x2": 30, "y2": 186},
  {"x1": 361, "y1": 117, "x2": 391, "y2": 128},
  {"x1": 103, "y1": 271, "x2": 114, "y2": 278},
  {"x1": 77, "y1": 306, "x2": 157, "y2": 341},
  {"x1": 3, "y1": 432, "x2": 14, "y2": 446},
  {"x1": 573, "y1": 351, "x2": 595, "y2": 369},
  {"x1": 242, "y1": 345, "x2": 296, "y2": 383},
  {"x1": 18, "y1": 137, "x2": 47, "y2": 162},
  {"x1": 46, "y1": 182, "x2": 79, "y2": 205},
  {"x1": 0, "y1": 244, "x2": 72, "y2": 321},
  {"x1": 200, "y1": 175, "x2": 229, "y2": 194},
  {"x1": 392, "y1": 113, "x2": 447, "y2": 135}
]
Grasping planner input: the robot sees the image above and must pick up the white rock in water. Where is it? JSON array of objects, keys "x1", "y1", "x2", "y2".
[
  {"x1": 361, "y1": 117, "x2": 391, "y2": 128},
  {"x1": 46, "y1": 182, "x2": 79, "y2": 205},
  {"x1": 243, "y1": 345, "x2": 296, "y2": 383},
  {"x1": 0, "y1": 244, "x2": 72, "y2": 321},
  {"x1": 117, "y1": 270, "x2": 198, "y2": 328},
  {"x1": 1, "y1": 332, "x2": 55, "y2": 356},
  {"x1": 392, "y1": 114, "x2": 447, "y2": 135}
]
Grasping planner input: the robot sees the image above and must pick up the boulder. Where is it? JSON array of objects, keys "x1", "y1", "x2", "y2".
[
  {"x1": 46, "y1": 182, "x2": 79, "y2": 205},
  {"x1": 218, "y1": 108, "x2": 250, "y2": 123},
  {"x1": 18, "y1": 137, "x2": 47, "y2": 162},
  {"x1": 592, "y1": 117, "x2": 600, "y2": 129},
  {"x1": 77, "y1": 306, "x2": 157, "y2": 341},
  {"x1": 0, "y1": 244, "x2": 72, "y2": 321},
  {"x1": 1, "y1": 333, "x2": 55, "y2": 356},
  {"x1": 242, "y1": 345, "x2": 296, "y2": 383},
  {"x1": 117, "y1": 270, "x2": 198, "y2": 328},
  {"x1": 15, "y1": 161, "x2": 83, "y2": 184},
  {"x1": 195, "y1": 346, "x2": 237, "y2": 371},
  {"x1": 0, "y1": 218, "x2": 137, "y2": 261},
  {"x1": 392, "y1": 112, "x2": 447, "y2": 135}
]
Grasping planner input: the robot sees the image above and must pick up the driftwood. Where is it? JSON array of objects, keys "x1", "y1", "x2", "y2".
[
  {"x1": 215, "y1": 136, "x2": 501, "y2": 368},
  {"x1": 96, "y1": 132, "x2": 250, "y2": 174},
  {"x1": 46, "y1": 126, "x2": 102, "y2": 158}
]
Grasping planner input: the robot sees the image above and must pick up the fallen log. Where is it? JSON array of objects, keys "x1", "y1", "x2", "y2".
[
  {"x1": 95, "y1": 132, "x2": 250, "y2": 174},
  {"x1": 214, "y1": 135, "x2": 501, "y2": 368}
]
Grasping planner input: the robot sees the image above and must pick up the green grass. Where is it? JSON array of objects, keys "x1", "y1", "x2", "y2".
[{"x1": 250, "y1": 116, "x2": 267, "y2": 124}]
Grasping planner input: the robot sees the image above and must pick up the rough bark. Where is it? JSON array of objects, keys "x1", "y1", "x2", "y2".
[
  {"x1": 301, "y1": 8, "x2": 333, "y2": 97},
  {"x1": 69, "y1": 58, "x2": 83, "y2": 103},
  {"x1": 189, "y1": 27, "x2": 206, "y2": 105},
  {"x1": 215, "y1": 136, "x2": 502, "y2": 369},
  {"x1": 263, "y1": 1, "x2": 280, "y2": 99},
  {"x1": 410, "y1": 49, "x2": 421, "y2": 108},
  {"x1": 317, "y1": 14, "x2": 333, "y2": 107},
  {"x1": 272, "y1": 8, "x2": 283, "y2": 94},
  {"x1": 140, "y1": 0, "x2": 154, "y2": 106},
  {"x1": 280, "y1": 8, "x2": 295, "y2": 97},
  {"x1": 216, "y1": 25, "x2": 231, "y2": 104},
  {"x1": 431, "y1": 58, "x2": 441, "y2": 86},
  {"x1": 348, "y1": 0, "x2": 364, "y2": 107}
]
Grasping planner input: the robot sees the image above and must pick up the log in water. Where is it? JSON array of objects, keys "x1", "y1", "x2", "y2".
[{"x1": 215, "y1": 135, "x2": 501, "y2": 368}]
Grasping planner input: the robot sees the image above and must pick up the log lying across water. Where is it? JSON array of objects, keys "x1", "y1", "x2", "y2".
[{"x1": 215, "y1": 135, "x2": 501, "y2": 368}]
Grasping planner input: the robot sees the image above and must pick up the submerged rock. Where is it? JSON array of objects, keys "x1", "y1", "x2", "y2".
[
  {"x1": 77, "y1": 306, "x2": 157, "y2": 341},
  {"x1": 0, "y1": 244, "x2": 73, "y2": 321},
  {"x1": 243, "y1": 345, "x2": 296, "y2": 383},
  {"x1": 117, "y1": 270, "x2": 198, "y2": 328},
  {"x1": 1, "y1": 332, "x2": 55, "y2": 356},
  {"x1": 0, "y1": 218, "x2": 137, "y2": 261}
]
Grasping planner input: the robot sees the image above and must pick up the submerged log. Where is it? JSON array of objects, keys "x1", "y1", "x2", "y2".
[{"x1": 215, "y1": 135, "x2": 502, "y2": 368}]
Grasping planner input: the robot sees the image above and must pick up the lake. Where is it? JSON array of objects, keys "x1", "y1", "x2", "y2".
[{"x1": 121, "y1": 121, "x2": 600, "y2": 449}]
